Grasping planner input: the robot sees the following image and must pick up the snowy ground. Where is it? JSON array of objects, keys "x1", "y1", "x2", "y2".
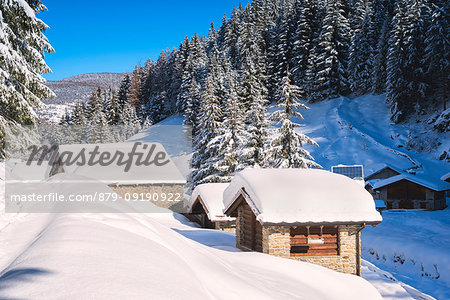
[
  {"x1": 0, "y1": 162, "x2": 435, "y2": 299},
  {"x1": 362, "y1": 209, "x2": 450, "y2": 299},
  {"x1": 0, "y1": 172, "x2": 385, "y2": 299}
]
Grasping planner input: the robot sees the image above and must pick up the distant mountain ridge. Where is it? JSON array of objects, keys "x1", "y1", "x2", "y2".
[
  {"x1": 44, "y1": 72, "x2": 126, "y2": 105},
  {"x1": 38, "y1": 72, "x2": 126, "y2": 123}
]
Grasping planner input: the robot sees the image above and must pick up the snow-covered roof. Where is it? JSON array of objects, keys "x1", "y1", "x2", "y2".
[
  {"x1": 57, "y1": 142, "x2": 186, "y2": 185},
  {"x1": 223, "y1": 168, "x2": 382, "y2": 225},
  {"x1": 188, "y1": 183, "x2": 235, "y2": 222},
  {"x1": 372, "y1": 173, "x2": 450, "y2": 191},
  {"x1": 441, "y1": 172, "x2": 450, "y2": 182},
  {"x1": 364, "y1": 164, "x2": 402, "y2": 180}
]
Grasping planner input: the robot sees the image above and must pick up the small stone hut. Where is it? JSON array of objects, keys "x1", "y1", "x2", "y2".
[
  {"x1": 188, "y1": 183, "x2": 235, "y2": 232},
  {"x1": 223, "y1": 168, "x2": 382, "y2": 275},
  {"x1": 52, "y1": 142, "x2": 186, "y2": 212}
]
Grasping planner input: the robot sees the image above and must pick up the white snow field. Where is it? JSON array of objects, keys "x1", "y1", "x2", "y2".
[
  {"x1": 0, "y1": 172, "x2": 383, "y2": 300},
  {"x1": 362, "y1": 209, "x2": 450, "y2": 299},
  {"x1": 0, "y1": 162, "x2": 435, "y2": 300}
]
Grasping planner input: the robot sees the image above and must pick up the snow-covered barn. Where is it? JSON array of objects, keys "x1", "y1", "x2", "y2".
[
  {"x1": 51, "y1": 142, "x2": 186, "y2": 212},
  {"x1": 187, "y1": 183, "x2": 235, "y2": 232},
  {"x1": 223, "y1": 168, "x2": 382, "y2": 275}
]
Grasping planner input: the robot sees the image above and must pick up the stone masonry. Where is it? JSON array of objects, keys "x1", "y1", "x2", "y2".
[{"x1": 260, "y1": 225, "x2": 361, "y2": 275}]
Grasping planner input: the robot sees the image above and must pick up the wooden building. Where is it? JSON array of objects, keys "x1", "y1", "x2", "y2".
[
  {"x1": 188, "y1": 183, "x2": 235, "y2": 232},
  {"x1": 365, "y1": 165, "x2": 401, "y2": 181},
  {"x1": 371, "y1": 174, "x2": 448, "y2": 210},
  {"x1": 223, "y1": 168, "x2": 382, "y2": 275}
]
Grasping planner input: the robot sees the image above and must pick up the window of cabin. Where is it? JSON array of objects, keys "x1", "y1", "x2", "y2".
[{"x1": 290, "y1": 226, "x2": 339, "y2": 256}]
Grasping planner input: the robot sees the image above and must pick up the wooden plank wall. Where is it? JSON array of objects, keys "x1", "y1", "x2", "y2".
[
  {"x1": 241, "y1": 203, "x2": 262, "y2": 252},
  {"x1": 290, "y1": 226, "x2": 339, "y2": 256}
]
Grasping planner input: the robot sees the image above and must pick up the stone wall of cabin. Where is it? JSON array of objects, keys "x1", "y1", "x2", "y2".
[
  {"x1": 110, "y1": 184, "x2": 185, "y2": 212},
  {"x1": 260, "y1": 225, "x2": 361, "y2": 275},
  {"x1": 234, "y1": 203, "x2": 361, "y2": 275}
]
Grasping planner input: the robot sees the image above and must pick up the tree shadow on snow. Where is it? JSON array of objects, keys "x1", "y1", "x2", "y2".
[
  {"x1": 172, "y1": 228, "x2": 241, "y2": 252},
  {"x1": 0, "y1": 268, "x2": 52, "y2": 294}
]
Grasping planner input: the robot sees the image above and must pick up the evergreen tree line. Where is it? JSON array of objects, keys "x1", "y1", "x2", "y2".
[
  {"x1": 59, "y1": 84, "x2": 151, "y2": 144},
  {"x1": 122, "y1": 0, "x2": 448, "y2": 126},
  {"x1": 113, "y1": 0, "x2": 447, "y2": 186}
]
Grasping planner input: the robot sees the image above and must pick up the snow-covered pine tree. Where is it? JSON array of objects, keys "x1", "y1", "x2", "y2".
[
  {"x1": 190, "y1": 74, "x2": 223, "y2": 187},
  {"x1": 348, "y1": 0, "x2": 376, "y2": 95},
  {"x1": 237, "y1": 9, "x2": 267, "y2": 111},
  {"x1": 371, "y1": 18, "x2": 391, "y2": 94},
  {"x1": 0, "y1": 0, "x2": 54, "y2": 125},
  {"x1": 291, "y1": 0, "x2": 319, "y2": 92},
  {"x1": 387, "y1": 0, "x2": 428, "y2": 122},
  {"x1": 311, "y1": 0, "x2": 351, "y2": 100},
  {"x1": 127, "y1": 65, "x2": 144, "y2": 107},
  {"x1": 119, "y1": 103, "x2": 141, "y2": 140},
  {"x1": 84, "y1": 87, "x2": 103, "y2": 120},
  {"x1": 117, "y1": 74, "x2": 131, "y2": 110},
  {"x1": 204, "y1": 71, "x2": 248, "y2": 182},
  {"x1": 106, "y1": 87, "x2": 120, "y2": 125},
  {"x1": 0, "y1": 0, "x2": 54, "y2": 157},
  {"x1": 70, "y1": 101, "x2": 87, "y2": 125},
  {"x1": 269, "y1": 6, "x2": 296, "y2": 92},
  {"x1": 265, "y1": 71, "x2": 320, "y2": 169},
  {"x1": 88, "y1": 107, "x2": 111, "y2": 144},
  {"x1": 223, "y1": 5, "x2": 244, "y2": 69},
  {"x1": 423, "y1": 0, "x2": 449, "y2": 111}
]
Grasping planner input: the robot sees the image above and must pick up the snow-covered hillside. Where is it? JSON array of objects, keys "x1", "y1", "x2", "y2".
[
  {"x1": 37, "y1": 73, "x2": 126, "y2": 123},
  {"x1": 44, "y1": 73, "x2": 126, "y2": 105},
  {"x1": 362, "y1": 209, "x2": 450, "y2": 299},
  {"x1": 297, "y1": 94, "x2": 449, "y2": 183}
]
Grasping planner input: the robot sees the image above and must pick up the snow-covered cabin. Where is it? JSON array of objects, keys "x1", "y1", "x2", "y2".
[
  {"x1": 364, "y1": 164, "x2": 402, "y2": 181},
  {"x1": 223, "y1": 168, "x2": 382, "y2": 275},
  {"x1": 51, "y1": 142, "x2": 186, "y2": 212},
  {"x1": 187, "y1": 183, "x2": 235, "y2": 232},
  {"x1": 371, "y1": 174, "x2": 449, "y2": 210}
]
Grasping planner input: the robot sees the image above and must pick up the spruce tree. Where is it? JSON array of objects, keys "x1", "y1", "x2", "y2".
[
  {"x1": 191, "y1": 74, "x2": 223, "y2": 186},
  {"x1": 0, "y1": 0, "x2": 54, "y2": 125},
  {"x1": 371, "y1": 18, "x2": 391, "y2": 94},
  {"x1": 348, "y1": 0, "x2": 376, "y2": 95},
  {"x1": 387, "y1": 0, "x2": 428, "y2": 122},
  {"x1": 423, "y1": 1, "x2": 449, "y2": 111},
  {"x1": 265, "y1": 72, "x2": 320, "y2": 169},
  {"x1": 127, "y1": 65, "x2": 143, "y2": 107},
  {"x1": 312, "y1": 0, "x2": 351, "y2": 100}
]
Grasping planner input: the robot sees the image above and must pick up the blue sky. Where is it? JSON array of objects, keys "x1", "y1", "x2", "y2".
[{"x1": 41, "y1": 0, "x2": 248, "y2": 81}]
